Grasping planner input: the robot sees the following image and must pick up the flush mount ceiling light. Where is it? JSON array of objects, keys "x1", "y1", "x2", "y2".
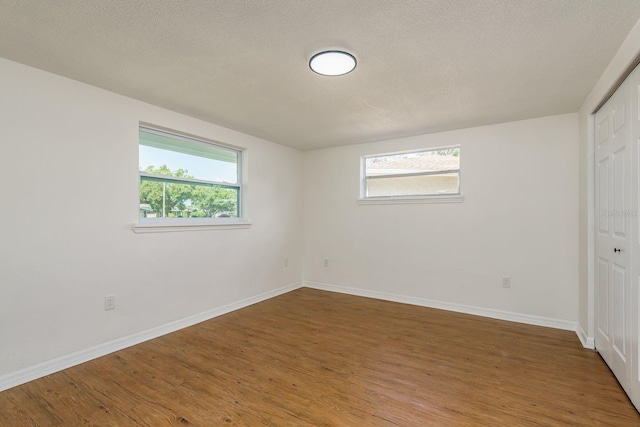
[{"x1": 309, "y1": 50, "x2": 357, "y2": 76}]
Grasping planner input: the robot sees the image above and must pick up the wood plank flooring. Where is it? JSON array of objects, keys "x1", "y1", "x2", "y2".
[{"x1": 1, "y1": 288, "x2": 638, "y2": 426}]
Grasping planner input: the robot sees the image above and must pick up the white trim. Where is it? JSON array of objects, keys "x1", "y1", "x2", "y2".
[
  {"x1": 139, "y1": 172, "x2": 241, "y2": 190},
  {"x1": 304, "y1": 281, "x2": 577, "y2": 332},
  {"x1": 357, "y1": 195, "x2": 464, "y2": 205},
  {"x1": 132, "y1": 219, "x2": 252, "y2": 233},
  {"x1": 362, "y1": 144, "x2": 462, "y2": 159},
  {"x1": 587, "y1": 112, "x2": 596, "y2": 348},
  {"x1": 0, "y1": 282, "x2": 303, "y2": 393},
  {"x1": 367, "y1": 169, "x2": 460, "y2": 180},
  {"x1": 576, "y1": 323, "x2": 595, "y2": 349}
]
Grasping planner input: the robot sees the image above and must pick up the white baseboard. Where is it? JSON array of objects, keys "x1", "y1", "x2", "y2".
[
  {"x1": 0, "y1": 280, "x2": 587, "y2": 392},
  {"x1": 576, "y1": 323, "x2": 595, "y2": 349},
  {"x1": 0, "y1": 282, "x2": 303, "y2": 393},
  {"x1": 304, "y1": 281, "x2": 578, "y2": 332}
]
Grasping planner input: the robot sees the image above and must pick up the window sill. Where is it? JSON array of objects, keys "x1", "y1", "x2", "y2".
[
  {"x1": 356, "y1": 195, "x2": 465, "y2": 205},
  {"x1": 132, "y1": 219, "x2": 252, "y2": 233}
]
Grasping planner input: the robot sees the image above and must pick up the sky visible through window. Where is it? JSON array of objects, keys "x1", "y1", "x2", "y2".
[{"x1": 139, "y1": 145, "x2": 237, "y2": 183}]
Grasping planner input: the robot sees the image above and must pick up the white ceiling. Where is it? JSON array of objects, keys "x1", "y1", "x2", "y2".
[{"x1": 1, "y1": 1, "x2": 639, "y2": 150}]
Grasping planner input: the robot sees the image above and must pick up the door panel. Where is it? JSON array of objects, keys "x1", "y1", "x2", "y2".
[
  {"x1": 595, "y1": 67, "x2": 635, "y2": 408},
  {"x1": 614, "y1": 104, "x2": 626, "y2": 132},
  {"x1": 598, "y1": 259, "x2": 609, "y2": 340},
  {"x1": 599, "y1": 159, "x2": 610, "y2": 234},
  {"x1": 598, "y1": 118, "x2": 609, "y2": 146},
  {"x1": 628, "y1": 73, "x2": 640, "y2": 409},
  {"x1": 613, "y1": 264, "x2": 627, "y2": 362},
  {"x1": 613, "y1": 147, "x2": 626, "y2": 236}
]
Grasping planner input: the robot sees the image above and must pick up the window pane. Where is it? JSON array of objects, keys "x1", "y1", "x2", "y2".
[
  {"x1": 140, "y1": 128, "x2": 237, "y2": 163},
  {"x1": 139, "y1": 177, "x2": 239, "y2": 219},
  {"x1": 366, "y1": 173, "x2": 459, "y2": 197},
  {"x1": 363, "y1": 147, "x2": 460, "y2": 198},
  {"x1": 366, "y1": 148, "x2": 460, "y2": 177},
  {"x1": 139, "y1": 128, "x2": 238, "y2": 184}
]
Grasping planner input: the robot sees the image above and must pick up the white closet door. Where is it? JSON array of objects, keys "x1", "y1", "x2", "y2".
[
  {"x1": 628, "y1": 64, "x2": 640, "y2": 409},
  {"x1": 595, "y1": 64, "x2": 638, "y2": 411}
]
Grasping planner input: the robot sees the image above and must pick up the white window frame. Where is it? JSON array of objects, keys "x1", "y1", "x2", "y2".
[
  {"x1": 133, "y1": 125, "x2": 250, "y2": 233},
  {"x1": 358, "y1": 146, "x2": 464, "y2": 205}
]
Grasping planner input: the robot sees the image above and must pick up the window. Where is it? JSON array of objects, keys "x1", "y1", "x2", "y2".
[
  {"x1": 361, "y1": 146, "x2": 461, "y2": 200},
  {"x1": 138, "y1": 126, "x2": 242, "y2": 222}
]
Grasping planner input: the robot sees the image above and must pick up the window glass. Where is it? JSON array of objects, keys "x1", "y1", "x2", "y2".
[
  {"x1": 139, "y1": 126, "x2": 242, "y2": 219},
  {"x1": 363, "y1": 147, "x2": 460, "y2": 197}
]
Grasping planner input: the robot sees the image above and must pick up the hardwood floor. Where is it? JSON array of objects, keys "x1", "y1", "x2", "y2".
[{"x1": 1, "y1": 288, "x2": 638, "y2": 426}]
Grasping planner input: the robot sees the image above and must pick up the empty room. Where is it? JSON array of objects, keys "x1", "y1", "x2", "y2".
[{"x1": 2, "y1": 0, "x2": 640, "y2": 425}]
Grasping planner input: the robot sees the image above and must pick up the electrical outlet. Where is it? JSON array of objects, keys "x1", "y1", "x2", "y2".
[
  {"x1": 324, "y1": 258, "x2": 329, "y2": 267},
  {"x1": 104, "y1": 295, "x2": 116, "y2": 311},
  {"x1": 501, "y1": 276, "x2": 511, "y2": 288},
  {"x1": 284, "y1": 258, "x2": 289, "y2": 267}
]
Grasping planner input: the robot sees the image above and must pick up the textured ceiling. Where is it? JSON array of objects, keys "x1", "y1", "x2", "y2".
[{"x1": 1, "y1": 0, "x2": 639, "y2": 150}]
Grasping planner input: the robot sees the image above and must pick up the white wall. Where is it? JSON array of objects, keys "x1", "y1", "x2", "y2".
[
  {"x1": 577, "y1": 18, "x2": 640, "y2": 346},
  {"x1": 303, "y1": 114, "x2": 579, "y2": 323},
  {"x1": 0, "y1": 58, "x2": 304, "y2": 377}
]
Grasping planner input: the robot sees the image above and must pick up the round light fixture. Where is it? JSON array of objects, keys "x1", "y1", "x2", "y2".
[{"x1": 309, "y1": 50, "x2": 356, "y2": 76}]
